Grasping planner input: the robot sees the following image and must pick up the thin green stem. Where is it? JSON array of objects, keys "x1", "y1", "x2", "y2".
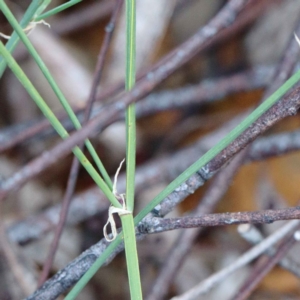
[
  {"x1": 0, "y1": 0, "x2": 113, "y2": 190},
  {"x1": 0, "y1": 40, "x2": 120, "y2": 209},
  {"x1": 0, "y1": 0, "x2": 45, "y2": 77},
  {"x1": 35, "y1": 0, "x2": 82, "y2": 21},
  {"x1": 123, "y1": 0, "x2": 142, "y2": 299},
  {"x1": 125, "y1": 0, "x2": 136, "y2": 212},
  {"x1": 125, "y1": 105, "x2": 136, "y2": 211},
  {"x1": 121, "y1": 214, "x2": 142, "y2": 299},
  {"x1": 125, "y1": 0, "x2": 136, "y2": 91}
]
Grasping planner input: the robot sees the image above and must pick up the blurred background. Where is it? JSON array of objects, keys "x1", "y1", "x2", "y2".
[{"x1": 1, "y1": 0, "x2": 300, "y2": 299}]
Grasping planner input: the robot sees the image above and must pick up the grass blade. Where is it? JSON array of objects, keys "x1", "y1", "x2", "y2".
[
  {"x1": 123, "y1": 0, "x2": 142, "y2": 298},
  {"x1": 121, "y1": 214, "x2": 142, "y2": 299}
]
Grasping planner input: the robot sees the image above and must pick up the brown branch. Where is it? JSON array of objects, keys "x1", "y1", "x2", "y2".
[
  {"x1": 37, "y1": 0, "x2": 123, "y2": 286},
  {"x1": 139, "y1": 207, "x2": 300, "y2": 233}
]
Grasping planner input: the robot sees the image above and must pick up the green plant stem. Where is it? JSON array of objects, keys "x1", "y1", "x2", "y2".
[
  {"x1": 125, "y1": 0, "x2": 136, "y2": 212},
  {"x1": 121, "y1": 214, "x2": 142, "y2": 299},
  {"x1": 35, "y1": 0, "x2": 82, "y2": 21},
  {"x1": 0, "y1": 0, "x2": 113, "y2": 190},
  {"x1": 123, "y1": 0, "x2": 143, "y2": 299},
  {"x1": 0, "y1": 40, "x2": 120, "y2": 209},
  {"x1": 0, "y1": 0, "x2": 45, "y2": 77}
]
